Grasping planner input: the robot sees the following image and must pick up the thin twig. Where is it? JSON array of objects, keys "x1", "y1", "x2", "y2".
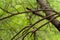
[{"x1": 32, "y1": 15, "x2": 59, "y2": 32}]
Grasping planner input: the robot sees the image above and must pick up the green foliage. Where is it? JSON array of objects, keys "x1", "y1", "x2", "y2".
[{"x1": 0, "y1": 0, "x2": 60, "y2": 40}]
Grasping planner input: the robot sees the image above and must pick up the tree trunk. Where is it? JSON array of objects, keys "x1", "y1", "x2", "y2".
[{"x1": 37, "y1": 0, "x2": 60, "y2": 31}]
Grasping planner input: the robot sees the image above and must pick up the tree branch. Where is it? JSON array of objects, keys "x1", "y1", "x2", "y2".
[{"x1": 37, "y1": 0, "x2": 60, "y2": 31}]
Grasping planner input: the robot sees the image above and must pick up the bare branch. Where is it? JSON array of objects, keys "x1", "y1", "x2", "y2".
[{"x1": 32, "y1": 15, "x2": 59, "y2": 32}]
